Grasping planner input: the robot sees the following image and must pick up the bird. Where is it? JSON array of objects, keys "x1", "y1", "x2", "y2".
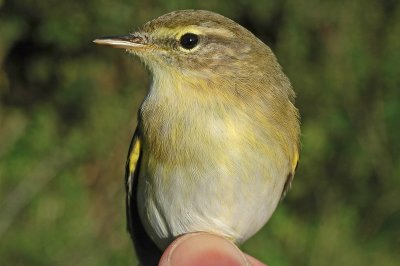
[{"x1": 94, "y1": 9, "x2": 300, "y2": 265}]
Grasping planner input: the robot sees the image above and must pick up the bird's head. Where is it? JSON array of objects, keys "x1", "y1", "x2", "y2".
[{"x1": 94, "y1": 10, "x2": 282, "y2": 85}]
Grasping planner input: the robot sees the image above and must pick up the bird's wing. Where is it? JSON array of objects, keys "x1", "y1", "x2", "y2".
[
  {"x1": 281, "y1": 147, "x2": 299, "y2": 199},
  {"x1": 125, "y1": 128, "x2": 162, "y2": 266}
]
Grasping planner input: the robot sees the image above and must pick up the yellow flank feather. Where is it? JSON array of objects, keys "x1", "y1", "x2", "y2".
[{"x1": 129, "y1": 137, "x2": 141, "y2": 174}]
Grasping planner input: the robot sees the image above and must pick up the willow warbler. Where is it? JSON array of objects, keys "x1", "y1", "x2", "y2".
[{"x1": 94, "y1": 10, "x2": 300, "y2": 265}]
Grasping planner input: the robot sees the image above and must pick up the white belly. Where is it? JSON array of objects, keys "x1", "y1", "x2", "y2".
[{"x1": 136, "y1": 135, "x2": 288, "y2": 250}]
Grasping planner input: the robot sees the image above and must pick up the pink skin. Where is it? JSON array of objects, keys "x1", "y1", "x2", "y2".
[{"x1": 159, "y1": 233, "x2": 267, "y2": 266}]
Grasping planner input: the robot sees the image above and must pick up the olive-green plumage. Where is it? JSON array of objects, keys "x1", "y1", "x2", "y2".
[{"x1": 95, "y1": 9, "x2": 300, "y2": 265}]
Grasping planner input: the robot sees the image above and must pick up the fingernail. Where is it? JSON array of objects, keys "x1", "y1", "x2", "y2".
[{"x1": 159, "y1": 232, "x2": 249, "y2": 266}]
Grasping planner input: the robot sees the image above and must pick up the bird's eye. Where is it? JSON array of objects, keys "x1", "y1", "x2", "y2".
[{"x1": 179, "y1": 33, "x2": 199, "y2": 50}]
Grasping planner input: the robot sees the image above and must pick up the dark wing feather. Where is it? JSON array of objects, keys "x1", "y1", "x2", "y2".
[
  {"x1": 281, "y1": 149, "x2": 299, "y2": 200},
  {"x1": 125, "y1": 128, "x2": 162, "y2": 266}
]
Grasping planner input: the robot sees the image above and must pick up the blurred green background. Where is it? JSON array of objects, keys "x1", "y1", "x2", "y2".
[{"x1": 1, "y1": 0, "x2": 399, "y2": 265}]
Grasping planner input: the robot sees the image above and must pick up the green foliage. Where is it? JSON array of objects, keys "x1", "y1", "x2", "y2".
[{"x1": 1, "y1": 0, "x2": 399, "y2": 265}]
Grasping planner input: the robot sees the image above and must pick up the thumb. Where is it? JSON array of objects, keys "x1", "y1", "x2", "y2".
[{"x1": 159, "y1": 232, "x2": 256, "y2": 266}]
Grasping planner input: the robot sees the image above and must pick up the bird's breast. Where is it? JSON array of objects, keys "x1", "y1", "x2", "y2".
[{"x1": 136, "y1": 87, "x2": 290, "y2": 249}]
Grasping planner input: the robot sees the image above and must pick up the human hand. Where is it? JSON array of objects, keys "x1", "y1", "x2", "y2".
[{"x1": 159, "y1": 232, "x2": 267, "y2": 266}]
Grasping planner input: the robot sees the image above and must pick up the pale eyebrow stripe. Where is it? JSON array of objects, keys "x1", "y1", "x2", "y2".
[
  {"x1": 198, "y1": 27, "x2": 235, "y2": 38},
  {"x1": 153, "y1": 26, "x2": 235, "y2": 40}
]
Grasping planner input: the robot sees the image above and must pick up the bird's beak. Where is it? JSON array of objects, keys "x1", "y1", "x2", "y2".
[{"x1": 93, "y1": 34, "x2": 147, "y2": 50}]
